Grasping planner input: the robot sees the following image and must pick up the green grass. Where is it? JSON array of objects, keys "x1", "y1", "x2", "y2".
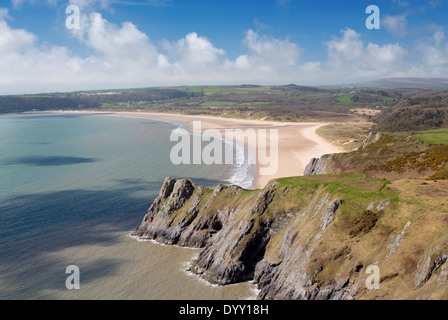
[
  {"x1": 239, "y1": 102, "x2": 271, "y2": 106},
  {"x1": 177, "y1": 86, "x2": 288, "y2": 97},
  {"x1": 201, "y1": 100, "x2": 238, "y2": 106},
  {"x1": 275, "y1": 174, "x2": 400, "y2": 217},
  {"x1": 336, "y1": 94, "x2": 355, "y2": 105},
  {"x1": 412, "y1": 127, "x2": 448, "y2": 145},
  {"x1": 363, "y1": 92, "x2": 395, "y2": 101}
]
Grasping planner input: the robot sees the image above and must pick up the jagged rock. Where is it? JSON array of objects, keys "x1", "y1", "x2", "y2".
[
  {"x1": 189, "y1": 186, "x2": 276, "y2": 284},
  {"x1": 437, "y1": 264, "x2": 448, "y2": 287},
  {"x1": 386, "y1": 221, "x2": 411, "y2": 258},
  {"x1": 132, "y1": 178, "x2": 214, "y2": 247},
  {"x1": 254, "y1": 196, "x2": 346, "y2": 300},
  {"x1": 320, "y1": 199, "x2": 342, "y2": 230},
  {"x1": 304, "y1": 154, "x2": 333, "y2": 176},
  {"x1": 376, "y1": 201, "x2": 390, "y2": 211},
  {"x1": 414, "y1": 242, "x2": 448, "y2": 289}
]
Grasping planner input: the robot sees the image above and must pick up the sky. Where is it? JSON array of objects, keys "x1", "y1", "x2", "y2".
[{"x1": 0, "y1": 0, "x2": 447, "y2": 94}]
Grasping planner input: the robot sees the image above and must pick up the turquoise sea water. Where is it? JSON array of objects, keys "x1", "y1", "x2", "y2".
[{"x1": 0, "y1": 113, "x2": 257, "y2": 299}]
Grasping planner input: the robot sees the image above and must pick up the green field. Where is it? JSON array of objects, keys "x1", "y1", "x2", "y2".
[
  {"x1": 336, "y1": 94, "x2": 355, "y2": 105},
  {"x1": 413, "y1": 127, "x2": 448, "y2": 145},
  {"x1": 336, "y1": 93, "x2": 395, "y2": 106},
  {"x1": 200, "y1": 100, "x2": 238, "y2": 106},
  {"x1": 177, "y1": 86, "x2": 286, "y2": 96}
]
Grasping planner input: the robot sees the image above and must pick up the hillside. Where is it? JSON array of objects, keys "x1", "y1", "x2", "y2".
[
  {"x1": 307, "y1": 132, "x2": 448, "y2": 180},
  {"x1": 356, "y1": 77, "x2": 448, "y2": 90},
  {"x1": 374, "y1": 90, "x2": 448, "y2": 132},
  {"x1": 0, "y1": 84, "x2": 401, "y2": 122}
]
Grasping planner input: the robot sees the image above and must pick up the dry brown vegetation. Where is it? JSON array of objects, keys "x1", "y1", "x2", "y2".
[
  {"x1": 316, "y1": 122, "x2": 373, "y2": 152},
  {"x1": 323, "y1": 134, "x2": 448, "y2": 180}
]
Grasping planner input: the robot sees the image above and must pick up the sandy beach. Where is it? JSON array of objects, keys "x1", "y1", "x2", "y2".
[{"x1": 36, "y1": 111, "x2": 342, "y2": 189}]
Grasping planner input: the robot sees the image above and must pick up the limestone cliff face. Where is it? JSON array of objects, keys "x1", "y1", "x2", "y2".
[
  {"x1": 304, "y1": 154, "x2": 333, "y2": 176},
  {"x1": 132, "y1": 177, "x2": 222, "y2": 247},
  {"x1": 132, "y1": 176, "x2": 448, "y2": 300}
]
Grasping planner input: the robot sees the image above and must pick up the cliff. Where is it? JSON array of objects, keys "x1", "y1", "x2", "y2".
[
  {"x1": 304, "y1": 154, "x2": 333, "y2": 176},
  {"x1": 132, "y1": 175, "x2": 448, "y2": 300}
]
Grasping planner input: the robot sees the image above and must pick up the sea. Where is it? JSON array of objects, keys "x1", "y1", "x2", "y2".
[{"x1": 0, "y1": 113, "x2": 258, "y2": 299}]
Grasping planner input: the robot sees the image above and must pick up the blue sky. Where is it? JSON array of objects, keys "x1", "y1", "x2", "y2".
[{"x1": 1, "y1": 0, "x2": 448, "y2": 94}]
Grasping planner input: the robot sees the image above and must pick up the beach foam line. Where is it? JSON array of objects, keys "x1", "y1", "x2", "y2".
[
  {"x1": 181, "y1": 256, "x2": 260, "y2": 298},
  {"x1": 172, "y1": 124, "x2": 257, "y2": 190},
  {"x1": 212, "y1": 132, "x2": 256, "y2": 190},
  {"x1": 99, "y1": 112, "x2": 257, "y2": 190},
  {"x1": 181, "y1": 258, "x2": 222, "y2": 288},
  {"x1": 126, "y1": 233, "x2": 199, "y2": 250}
]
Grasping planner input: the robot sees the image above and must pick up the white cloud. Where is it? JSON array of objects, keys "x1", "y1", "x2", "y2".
[
  {"x1": 0, "y1": 18, "x2": 36, "y2": 54},
  {"x1": 326, "y1": 28, "x2": 404, "y2": 64},
  {"x1": 0, "y1": 8, "x2": 10, "y2": 19},
  {"x1": 417, "y1": 28, "x2": 448, "y2": 67},
  {"x1": 163, "y1": 32, "x2": 225, "y2": 68},
  {"x1": 83, "y1": 13, "x2": 156, "y2": 58},
  {"x1": 433, "y1": 28, "x2": 445, "y2": 47},
  {"x1": 382, "y1": 14, "x2": 408, "y2": 36},
  {"x1": 318, "y1": 28, "x2": 407, "y2": 82},
  {"x1": 1, "y1": 10, "x2": 448, "y2": 94},
  {"x1": 237, "y1": 29, "x2": 301, "y2": 74},
  {"x1": 11, "y1": 0, "x2": 24, "y2": 8}
]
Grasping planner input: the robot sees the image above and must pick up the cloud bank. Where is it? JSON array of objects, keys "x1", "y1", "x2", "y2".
[{"x1": 0, "y1": 7, "x2": 447, "y2": 94}]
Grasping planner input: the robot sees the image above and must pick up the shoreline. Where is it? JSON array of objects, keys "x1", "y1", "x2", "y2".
[{"x1": 25, "y1": 110, "x2": 343, "y2": 189}]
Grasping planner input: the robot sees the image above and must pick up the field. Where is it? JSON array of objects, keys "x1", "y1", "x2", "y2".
[{"x1": 412, "y1": 127, "x2": 448, "y2": 145}]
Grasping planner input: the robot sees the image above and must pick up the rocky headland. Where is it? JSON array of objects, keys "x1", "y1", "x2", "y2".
[{"x1": 132, "y1": 171, "x2": 448, "y2": 299}]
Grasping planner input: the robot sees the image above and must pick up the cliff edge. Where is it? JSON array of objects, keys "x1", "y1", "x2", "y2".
[{"x1": 132, "y1": 175, "x2": 448, "y2": 300}]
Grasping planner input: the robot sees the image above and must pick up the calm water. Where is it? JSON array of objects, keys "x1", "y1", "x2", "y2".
[{"x1": 0, "y1": 113, "x2": 257, "y2": 299}]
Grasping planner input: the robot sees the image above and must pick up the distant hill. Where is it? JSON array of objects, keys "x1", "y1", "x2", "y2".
[
  {"x1": 375, "y1": 90, "x2": 448, "y2": 132},
  {"x1": 356, "y1": 78, "x2": 448, "y2": 89}
]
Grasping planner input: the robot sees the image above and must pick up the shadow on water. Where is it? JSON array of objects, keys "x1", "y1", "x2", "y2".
[
  {"x1": 0, "y1": 175, "x2": 228, "y2": 299},
  {"x1": 0, "y1": 178, "x2": 160, "y2": 299},
  {"x1": 1, "y1": 156, "x2": 98, "y2": 166}
]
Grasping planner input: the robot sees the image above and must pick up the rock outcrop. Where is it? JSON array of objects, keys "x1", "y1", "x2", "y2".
[
  {"x1": 304, "y1": 154, "x2": 333, "y2": 176},
  {"x1": 132, "y1": 177, "x2": 220, "y2": 247},
  {"x1": 132, "y1": 176, "x2": 448, "y2": 300}
]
